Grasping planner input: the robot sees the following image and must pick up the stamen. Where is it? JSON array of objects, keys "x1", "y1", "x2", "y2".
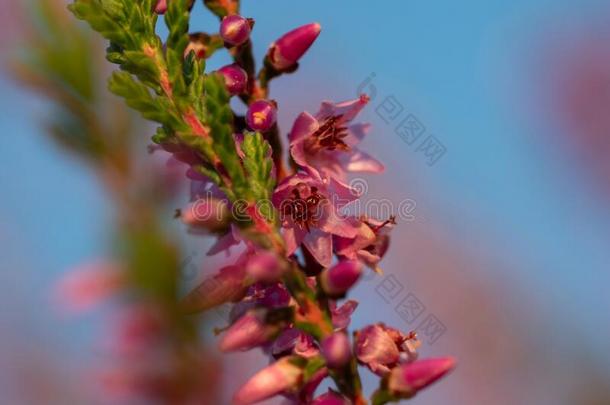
[
  {"x1": 371, "y1": 215, "x2": 396, "y2": 233},
  {"x1": 282, "y1": 184, "x2": 325, "y2": 231},
  {"x1": 308, "y1": 115, "x2": 350, "y2": 152}
]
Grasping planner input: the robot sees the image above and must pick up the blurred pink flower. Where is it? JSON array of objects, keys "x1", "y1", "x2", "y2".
[{"x1": 54, "y1": 261, "x2": 124, "y2": 313}]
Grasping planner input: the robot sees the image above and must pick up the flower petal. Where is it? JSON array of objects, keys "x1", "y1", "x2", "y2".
[
  {"x1": 339, "y1": 149, "x2": 385, "y2": 173},
  {"x1": 302, "y1": 229, "x2": 333, "y2": 267},
  {"x1": 288, "y1": 111, "x2": 319, "y2": 142},
  {"x1": 316, "y1": 95, "x2": 369, "y2": 123}
]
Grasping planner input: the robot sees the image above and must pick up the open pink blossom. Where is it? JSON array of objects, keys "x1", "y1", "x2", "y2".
[
  {"x1": 271, "y1": 327, "x2": 318, "y2": 359},
  {"x1": 289, "y1": 95, "x2": 384, "y2": 179},
  {"x1": 230, "y1": 282, "x2": 292, "y2": 323},
  {"x1": 272, "y1": 168, "x2": 360, "y2": 267},
  {"x1": 335, "y1": 215, "x2": 395, "y2": 273},
  {"x1": 330, "y1": 299, "x2": 358, "y2": 330},
  {"x1": 354, "y1": 323, "x2": 421, "y2": 376}
]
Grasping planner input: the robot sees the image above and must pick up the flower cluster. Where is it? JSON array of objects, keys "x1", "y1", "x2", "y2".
[
  {"x1": 170, "y1": 5, "x2": 454, "y2": 404},
  {"x1": 67, "y1": 0, "x2": 455, "y2": 403}
]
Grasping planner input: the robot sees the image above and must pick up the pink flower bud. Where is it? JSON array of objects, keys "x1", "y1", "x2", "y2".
[
  {"x1": 387, "y1": 357, "x2": 456, "y2": 397},
  {"x1": 321, "y1": 332, "x2": 351, "y2": 369},
  {"x1": 218, "y1": 309, "x2": 279, "y2": 352},
  {"x1": 233, "y1": 357, "x2": 303, "y2": 405},
  {"x1": 246, "y1": 99, "x2": 277, "y2": 132},
  {"x1": 220, "y1": 15, "x2": 252, "y2": 46},
  {"x1": 154, "y1": 0, "x2": 167, "y2": 14},
  {"x1": 180, "y1": 265, "x2": 247, "y2": 313},
  {"x1": 179, "y1": 197, "x2": 229, "y2": 232},
  {"x1": 319, "y1": 260, "x2": 363, "y2": 297},
  {"x1": 154, "y1": 0, "x2": 194, "y2": 14},
  {"x1": 217, "y1": 64, "x2": 248, "y2": 95},
  {"x1": 246, "y1": 251, "x2": 285, "y2": 282},
  {"x1": 268, "y1": 23, "x2": 321, "y2": 70},
  {"x1": 311, "y1": 390, "x2": 351, "y2": 405}
]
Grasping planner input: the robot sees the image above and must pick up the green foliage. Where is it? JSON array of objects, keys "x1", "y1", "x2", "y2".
[
  {"x1": 69, "y1": 0, "x2": 280, "y2": 236},
  {"x1": 203, "y1": 74, "x2": 245, "y2": 189},
  {"x1": 241, "y1": 131, "x2": 275, "y2": 201},
  {"x1": 165, "y1": 0, "x2": 190, "y2": 96},
  {"x1": 109, "y1": 71, "x2": 173, "y2": 124},
  {"x1": 14, "y1": 0, "x2": 134, "y2": 161}
]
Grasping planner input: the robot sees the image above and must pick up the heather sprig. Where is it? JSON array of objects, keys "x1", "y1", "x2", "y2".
[{"x1": 66, "y1": 0, "x2": 455, "y2": 403}]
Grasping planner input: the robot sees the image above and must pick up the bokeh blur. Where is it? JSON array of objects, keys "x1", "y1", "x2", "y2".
[{"x1": 2, "y1": 0, "x2": 610, "y2": 404}]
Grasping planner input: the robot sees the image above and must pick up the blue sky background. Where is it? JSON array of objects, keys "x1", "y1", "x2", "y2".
[{"x1": 2, "y1": 0, "x2": 610, "y2": 403}]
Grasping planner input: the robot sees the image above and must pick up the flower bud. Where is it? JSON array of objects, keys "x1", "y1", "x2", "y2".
[
  {"x1": 321, "y1": 332, "x2": 351, "y2": 369},
  {"x1": 154, "y1": 0, "x2": 194, "y2": 15},
  {"x1": 387, "y1": 357, "x2": 456, "y2": 397},
  {"x1": 179, "y1": 197, "x2": 229, "y2": 232},
  {"x1": 233, "y1": 357, "x2": 302, "y2": 405},
  {"x1": 246, "y1": 99, "x2": 277, "y2": 132},
  {"x1": 220, "y1": 15, "x2": 252, "y2": 46},
  {"x1": 154, "y1": 0, "x2": 167, "y2": 14},
  {"x1": 217, "y1": 64, "x2": 248, "y2": 95},
  {"x1": 218, "y1": 309, "x2": 283, "y2": 352},
  {"x1": 267, "y1": 23, "x2": 321, "y2": 70},
  {"x1": 180, "y1": 265, "x2": 247, "y2": 313},
  {"x1": 246, "y1": 251, "x2": 285, "y2": 282},
  {"x1": 319, "y1": 260, "x2": 363, "y2": 297},
  {"x1": 311, "y1": 390, "x2": 351, "y2": 405}
]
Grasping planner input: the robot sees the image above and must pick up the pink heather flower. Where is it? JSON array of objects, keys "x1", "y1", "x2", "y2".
[
  {"x1": 272, "y1": 168, "x2": 360, "y2": 267},
  {"x1": 289, "y1": 95, "x2": 384, "y2": 180},
  {"x1": 319, "y1": 260, "x2": 363, "y2": 297},
  {"x1": 354, "y1": 324, "x2": 421, "y2": 376},
  {"x1": 387, "y1": 357, "x2": 456, "y2": 398},
  {"x1": 154, "y1": 0, "x2": 167, "y2": 14},
  {"x1": 55, "y1": 261, "x2": 124, "y2": 313},
  {"x1": 311, "y1": 390, "x2": 351, "y2": 405},
  {"x1": 220, "y1": 14, "x2": 252, "y2": 46},
  {"x1": 246, "y1": 99, "x2": 277, "y2": 132},
  {"x1": 271, "y1": 327, "x2": 318, "y2": 359},
  {"x1": 106, "y1": 305, "x2": 165, "y2": 357},
  {"x1": 246, "y1": 251, "x2": 286, "y2": 283},
  {"x1": 180, "y1": 264, "x2": 248, "y2": 313},
  {"x1": 335, "y1": 216, "x2": 395, "y2": 273},
  {"x1": 230, "y1": 282, "x2": 292, "y2": 323},
  {"x1": 330, "y1": 299, "x2": 358, "y2": 330},
  {"x1": 320, "y1": 332, "x2": 351, "y2": 369},
  {"x1": 233, "y1": 356, "x2": 303, "y2": 405},
  {"x1": 154, "y1": 0, "x2": 194, "y2": 15},
  {"x1": 268, "y1": 23, "x2": 321, "y2": 70},
  {"x1": 218, "y1": 64, "x2": 248, "y2": 95},
  {"x1": 284, "y1": 367, "x2": 329, "y2": 404},
  {"x1": 218, "y1": 308, "x2": 285, "y2": 352},
  {"x1": 178, "y1": 197, "x2": 229, "y2": 232}
]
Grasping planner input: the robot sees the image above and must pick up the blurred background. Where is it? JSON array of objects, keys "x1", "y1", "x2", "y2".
[{"x1": 2, "y1": 0, "x2": 610, "y2": 404}]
